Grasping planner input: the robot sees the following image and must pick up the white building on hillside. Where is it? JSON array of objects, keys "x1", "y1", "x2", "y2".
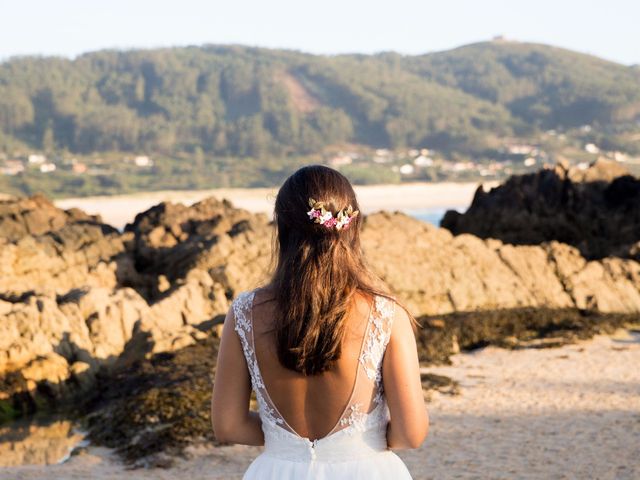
[{"x1": 28, "y1": 154, "x2": 46, "y2": 164}]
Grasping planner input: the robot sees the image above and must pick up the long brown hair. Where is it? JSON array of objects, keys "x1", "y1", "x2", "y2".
[{"x1": 267, "y1": 164, "x2": 396, "y2": 375}]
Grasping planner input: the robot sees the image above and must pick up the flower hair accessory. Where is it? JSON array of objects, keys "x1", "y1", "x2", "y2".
[{"x1": 307, "y1": 197, "x2": 359, "y2": 231}]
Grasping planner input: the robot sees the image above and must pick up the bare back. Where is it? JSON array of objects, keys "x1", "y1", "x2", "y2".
[
  {"x1": 210, "y1": 164, "x2": 427, "y2": 475},
  {"x1": 232, "y1": 286, "x2": 395, "y2": 443}
]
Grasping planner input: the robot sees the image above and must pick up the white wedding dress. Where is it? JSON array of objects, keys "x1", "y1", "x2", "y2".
[{"x1": 231, "y1": 289, "x2": 413, "y2": 479}]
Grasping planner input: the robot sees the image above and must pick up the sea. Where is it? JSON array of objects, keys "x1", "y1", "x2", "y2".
[{"x1": 404, "y1": 206, "x2": 463, "y2": 227}]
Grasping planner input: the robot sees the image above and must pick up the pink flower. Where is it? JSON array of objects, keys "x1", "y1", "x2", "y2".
[
  {"x1": 307, "y1": 197, "x2": 359, "y2": 231},
  {"x1": 324, "y1": 217, "x2": 337, "y2": 228},
  {"x1": 307, "y1": 208, "x2": 323, "y2": 220}
]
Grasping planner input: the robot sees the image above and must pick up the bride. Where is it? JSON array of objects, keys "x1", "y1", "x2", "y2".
[{"x1": 211, "y1": 164, "x2": 428, "y2": 479}]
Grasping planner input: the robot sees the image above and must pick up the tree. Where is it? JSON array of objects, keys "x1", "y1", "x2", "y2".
[{"x1": 42, "y1": 121, "x2": 55, "y2": 152}]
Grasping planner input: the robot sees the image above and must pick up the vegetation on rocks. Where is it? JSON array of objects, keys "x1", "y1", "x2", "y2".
[
  {"x1": 83, "y1": 336, "x2": 221, "y2": 467},
  {"x1": 416, "y1": 307, "x2": 639, "y2": 364},
  {"x1": 78, "y1": 305, "x2": 638, "y2": 465}
]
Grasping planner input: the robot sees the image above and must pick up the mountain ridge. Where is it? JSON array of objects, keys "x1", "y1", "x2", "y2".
[{"x1": 0, "y1": 40, "x2": 638, "y2": 157}]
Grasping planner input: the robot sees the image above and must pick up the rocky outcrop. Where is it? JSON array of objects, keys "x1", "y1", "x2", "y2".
[
  {"x1": 440, "y1": 158, "x2": 640, "y2": 260},
  {"x1": 84, "y1": 335, "x2": 222, "y2": 468},
  {"x1": 0, "y1": 287, "x2": 149, "y2": 419},
  {"x1": 361, "y1": 211, "x2": 640, "y2": 316},
  {"x1": 415, "y1": 307, "x2": 637, "y2": 365},
  {"x1": 0, "y1": 196, "x2": 266, "y2": 419},
  {"x1": 3, "y1": 181, "x2": 640, "y2": 425},
  {"x1": 0, "y1": 417, "x2": 84, "y2": 466},
  {"x1": 0, "y1": 193, "x2": 102, "y2": 242},
  {"x1": 0, "y1": 194, "x2": 129, "y2": 295},
  {"x1": 123, "y1": 196, "x2": 272, "y2": 300}
]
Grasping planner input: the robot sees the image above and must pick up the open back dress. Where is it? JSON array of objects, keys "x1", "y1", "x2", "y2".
[{"x1": 231, "y1": 288, "x2": 413, "y2": 479}]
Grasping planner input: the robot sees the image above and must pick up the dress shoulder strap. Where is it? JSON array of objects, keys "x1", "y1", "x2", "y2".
[
  {"x1": 230, "y1": 289, "x2": 291, "y2": 431},
  {"x1": 358, "y1": 294, "x2": 396, "y2": 385},
  {"x1": 231, "y1": 289, "x2": 259, "y2": 382},
  {"x1": 231, "y1": 290, "x2": 254, "y2": 333}
]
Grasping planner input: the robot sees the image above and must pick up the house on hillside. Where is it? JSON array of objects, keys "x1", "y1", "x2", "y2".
[{"x1": 1, "y1": 160, "x2": 25, "y2": 175}]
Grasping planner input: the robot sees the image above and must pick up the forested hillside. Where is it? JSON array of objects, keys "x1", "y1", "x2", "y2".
[{"x1": 1, "y1": 40, "x2": 639, "y2": 157}]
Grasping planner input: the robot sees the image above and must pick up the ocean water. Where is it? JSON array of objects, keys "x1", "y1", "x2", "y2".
[{"x1": 404, "y1": 206, "x2": 465, "y2": 227}]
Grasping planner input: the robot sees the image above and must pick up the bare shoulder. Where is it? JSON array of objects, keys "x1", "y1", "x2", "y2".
[
  {"x1": 391, "y1": 299, "x2": 411, "y2": 323},
  {"x1": 373, "y1": 294, "x2": 409, "y2": 322},
  {"x1": 387, "y1": 298, "x2": 415, "y2": 342},
  {"x1": 251, "y1": 286, "x2": 277, "y2": 334},
  {"x1": 253, "y1": 285, "x2": 276, "y2": 305}
]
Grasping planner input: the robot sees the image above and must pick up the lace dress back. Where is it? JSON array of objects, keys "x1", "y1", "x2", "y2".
[{"x1": 231, "y1": 289, "x2": 413, "y2": 479}]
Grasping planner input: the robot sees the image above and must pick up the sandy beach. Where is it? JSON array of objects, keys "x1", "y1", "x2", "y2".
[
  {"x1": 51, "y1": 181, "x2": 498, "y2": 231},
  {"x1": 2, "y1": 329, "x2": 638, "y2": 479}
]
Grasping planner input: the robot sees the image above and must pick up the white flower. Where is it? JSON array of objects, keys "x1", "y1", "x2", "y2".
[{"x1": 319, "y1": 211, "x2": 333, "y2": 224}]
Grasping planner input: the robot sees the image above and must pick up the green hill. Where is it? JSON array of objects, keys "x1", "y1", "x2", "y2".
[
  {"x1": 0, "y1": 40, "x2": 638, "y2": 158},
  {"x1": 402, "y1": 41, "x2": 640, "y2": 128}
]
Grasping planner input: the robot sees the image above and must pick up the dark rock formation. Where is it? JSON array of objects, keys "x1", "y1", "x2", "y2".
[
  {"x1": 123, "y1": 196, "x2": 272, "y2": 301},
  {"x1": 420, "y1": 373, "x2": 460, "y2": 400},
  {"x1": 415, "y1": 307, "x2": 638, "y2": 365},
  {"x1": 441, "y1": 159, "x2": 640, "y2": 259},
  {"x1": 83, "y1": 335, "x2": 221, "y2": 468},
  {"x1": 0, "y1": 193, "x2": 105, "y2": 242}
]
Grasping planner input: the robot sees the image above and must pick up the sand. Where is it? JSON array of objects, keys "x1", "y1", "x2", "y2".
[
  {"x1": 52, "y1": 181, "x2": 499, "y2": 231},
  {"x1": 2, "y1": 329, "x2": 638, "y2": 479}
]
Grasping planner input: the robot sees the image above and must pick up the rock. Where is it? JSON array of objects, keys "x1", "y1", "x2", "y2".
[
  {"x1": 567, "y1": 157, "x2": 630, "y2": 183},
  {"x1": 512, "y1": 337, "x2": 570, "y2": 349},
  {"x1": 441, "y1": 159, "x2": 640, "y2": 259},
  {"x1": 3, "y1": 185, "x2": 640, "y2": 431},
  {"x1": 123, "y1": 197, "x2": 272, "y2": 299},
  {"x1": 0, "y1": 193, "x2": 102, "y2": 242},
  {"x1": 116, "y1": 269, "x2": 229, "y2": 365},
  {"x1": 0, "y1": 417, "x2": 85, "y2": 466},
  {"x1": 0, "y1": 287, "x2": 150, "y2": 416},
  {"x1": 421, "y1": 373, "x2": 460, "y2": 400},
  {"x1": 20, "y1": 353, "x2": 70, "y2": 391},
  {"x1": 69, "y1": 361, "x2": 95, "y2": 390},
  {"x1": 415, "y1": 307, "x2": 637, "y2": 364},
  {"x1": 361, "y1": 211, "x2": 640, "y2": 315},
  {"x1": 0, "y1": 195, "x2": 82, "y2": 241},
  {"x1": 0, "y1": 195, "x2": 261, "y2": 415},
  {"x1": 69, "y1": 287, "x2": 150, "y2": 362},
  {"x1": 494, "y1": 243, "x2": 574, "y2": 308},
  {"x1": 0, "y1": 221, "x2": 126, "y2": 295},
  {"x1": 545, "y1": 241, "x2": 640, "y2": 312},
  {"x1": 84, "y1": 336, "x2": 222, "y2": 464}
]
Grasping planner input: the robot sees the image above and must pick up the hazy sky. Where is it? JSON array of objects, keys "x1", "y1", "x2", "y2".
[{"x1": 1, "y1": 0, "x2": 638, "y2": 65}]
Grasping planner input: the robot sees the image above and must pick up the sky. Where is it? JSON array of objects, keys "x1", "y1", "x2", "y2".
[{"x1": 0, "y1": 0, "x2": 638, "y2": 65}]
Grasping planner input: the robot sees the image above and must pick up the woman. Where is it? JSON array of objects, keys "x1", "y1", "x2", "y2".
[{"x1": 211, "y1": 164, "x2": 428, "y2": 479}]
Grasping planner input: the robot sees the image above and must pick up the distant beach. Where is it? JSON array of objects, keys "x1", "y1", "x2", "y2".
[{"x1": 52, "y1": 181, "x2": 499, "y2": 231}]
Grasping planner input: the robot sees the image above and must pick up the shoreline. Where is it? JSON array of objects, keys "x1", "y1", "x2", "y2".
[{"x1": 51, "y1": 181, "x2": 499, "y2": 231}]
